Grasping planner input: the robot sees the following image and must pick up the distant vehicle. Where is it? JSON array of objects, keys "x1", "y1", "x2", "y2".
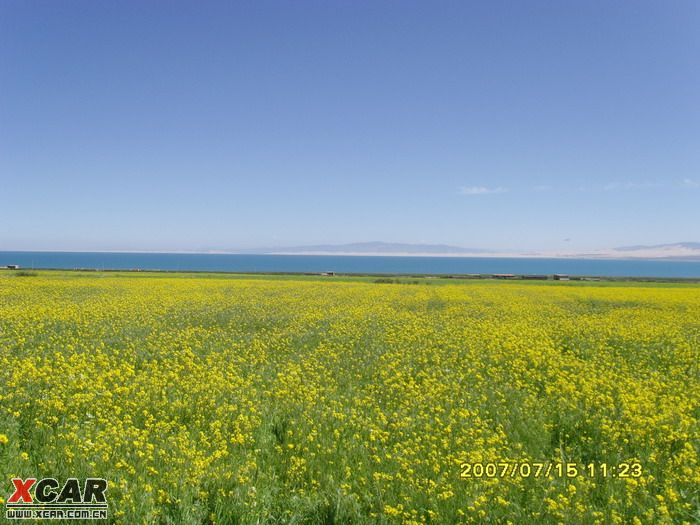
[{"x1": 6, "y1": 264, "x2": 20, "y2": 270}]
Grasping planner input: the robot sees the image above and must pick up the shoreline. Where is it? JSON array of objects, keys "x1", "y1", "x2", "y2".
[{"x1": 3, "y1": 267, "x2": 700, "y2": 284}]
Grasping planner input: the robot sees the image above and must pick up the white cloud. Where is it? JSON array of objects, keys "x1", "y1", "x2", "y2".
[
  {"x1": 682, "y1": 178, "x2": 700, "y2": 188},
  {"x1": 459, "y1": 186, "x2": 508, "y2": 195}
]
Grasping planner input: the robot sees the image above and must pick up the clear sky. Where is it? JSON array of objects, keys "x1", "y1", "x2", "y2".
[{"x1": 1, "y1": 1, "x2": 698, "y2": 252}]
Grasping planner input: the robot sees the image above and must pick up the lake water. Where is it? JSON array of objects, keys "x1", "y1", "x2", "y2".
[{"x1": 2, "y1": 251, "x2": 700, "y2": 278}]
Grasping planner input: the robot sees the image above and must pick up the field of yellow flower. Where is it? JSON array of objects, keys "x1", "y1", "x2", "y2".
[{"x1": 0, "y1": 271, "x2": 698, "y2": 524}]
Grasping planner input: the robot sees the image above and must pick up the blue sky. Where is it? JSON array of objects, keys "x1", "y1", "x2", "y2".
[{"x1": 1, "y1": 1, "x2": 698, "y2": 252}]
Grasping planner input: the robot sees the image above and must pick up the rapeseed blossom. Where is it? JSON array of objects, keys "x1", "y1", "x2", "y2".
[{"x1": 0, "y1": 272, "x2": 698, "y2": 523}]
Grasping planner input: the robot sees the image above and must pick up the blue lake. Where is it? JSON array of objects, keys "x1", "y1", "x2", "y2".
[{"x1": 2, "y1": 251, "x2": 700, "y2": 278}]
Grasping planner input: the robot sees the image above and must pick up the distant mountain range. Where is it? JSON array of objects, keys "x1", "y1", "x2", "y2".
[
  {"x1": 615, "y1": 242, "x2": 700, "y2": 252},
  {"x1": 209, "y1": 241, "x2": 700, "y2": 260},
  {"x1": 604, "y1": 242, "x2": 700, "y2": 260},
  {"x1": 229, "y1": 241, "x2": 487, "y2": 256},
  {"x1": 262, "y1": 241, "x2": 486, "y2": 255}
]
